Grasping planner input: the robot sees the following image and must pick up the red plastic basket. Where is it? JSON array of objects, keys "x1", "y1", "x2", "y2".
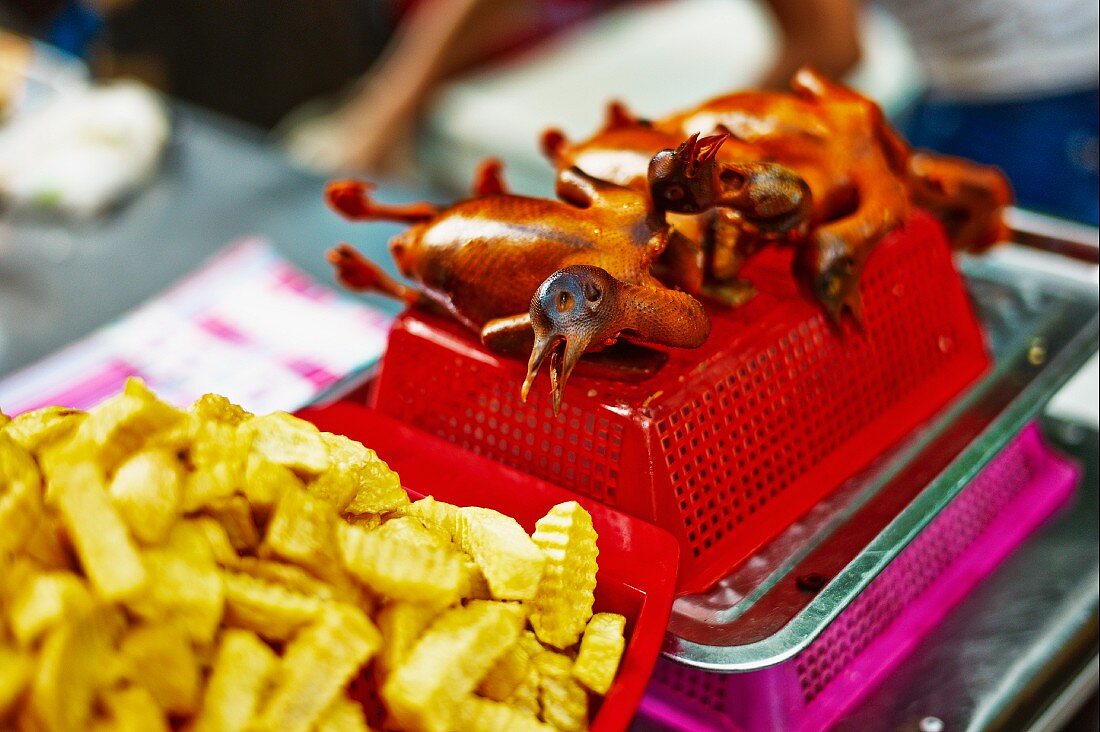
[
  {"x1": 371, "y1": 211, "x2": 991, "y2": 593},
  {"x1": 297, "y1": 402, "x2": 680, "y2": 732}
]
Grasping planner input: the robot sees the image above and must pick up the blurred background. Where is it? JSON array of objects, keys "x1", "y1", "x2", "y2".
[{"x1": 0, "y1": 1, "x2": 1098, "y2": 729}]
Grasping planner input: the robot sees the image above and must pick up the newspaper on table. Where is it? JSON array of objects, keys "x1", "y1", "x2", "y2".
[{"x1": 0, "y1": 237, "x2": 392, "y2": 416}]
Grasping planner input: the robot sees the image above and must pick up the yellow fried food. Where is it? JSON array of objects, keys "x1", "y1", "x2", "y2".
[
  {"x1": 460, "y1": 695, "x2": 556, "y2": 732},
  {"x1": 2, "y1": 406, "x2": 86, "y2": 454},
  {"x1": 477, "y1": 639, "x2": 533, "y2": 701},
  {"x1": 252, "y1": 604, "x2": 380, "y2": 732},
  {"x1": 535, "y1": 651, "x2": 589, "y2": 732},
  {"x1": 0, "y1": 646, "x2": 32, "y2": 719},
  {"x1": 6, "y1": 571, "x2": 94, "y2": 646},
  {"x1": 458, "y1": 507, "x2": 546, "y2": 601},
  {"x1": 0, "y1": 384, "x2": 626, "y2": 732},
  {"x1": 193, "y1": 629, "x2": 278, "y2": 732},
  {"x1": 126, "y1": 523, "x2": 225, "y2": 645},
  {"x1": 97, "y1": 685, "x2": 169, "y2": 732},
  {"x1": 312, "y1": 432, "x2": 407, "y2": 515},
  {"x1": 221, "y1": 570, "x2": 325, "y2": 641},
  {"x1": 375, "y1": 602, "x2": 442, "y2": 677},
  {"x1": 108, "y1": 448, "x2": 183, "y2": 545},
  {"x1": 339, "y1": 522, "x2": 464, "y2": 606},
  {"x1": 315, "y1": 696, "x2": 373, "y2": 732},
  {"x1": 260, "y1": 483, "x2": 341, "y2": 582},
  {"x1": 30, "y1": 606, "x2": 124, "y2": 732},
  {"x1": 248, "y1": 411, "x2": 330, "y2": 476},
  {"x1": 49, "y1": 460, "x2": 147, "y2": 602},
  {"x1": 573, "y1": 613, "x2": 627, "y2": 695},
  {"x1": 382, "y1": 601, "x2": 526, "y2": 732},
  {"x1": 528, "y1": 501, "x2": 598, "y2": 648}
]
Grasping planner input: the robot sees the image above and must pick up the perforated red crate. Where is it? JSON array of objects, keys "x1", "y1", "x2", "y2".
[
  {"x1": 297, "y1": 403, "x2": 680, "y2": 732},
  {"x1": 372, "y1": 211, "x2": 991, "y2": 593}
]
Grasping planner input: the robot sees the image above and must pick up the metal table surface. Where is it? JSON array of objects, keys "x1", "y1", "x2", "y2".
[{"x1": 1, "y1": 105, "x2": 1096, "y2": 731}]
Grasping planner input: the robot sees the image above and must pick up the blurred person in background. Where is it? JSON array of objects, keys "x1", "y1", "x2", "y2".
[{"x1": 761, "y1": 0, "x2": 1098, "y2": 225}]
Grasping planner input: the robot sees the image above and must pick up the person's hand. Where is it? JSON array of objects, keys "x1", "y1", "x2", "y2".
[{"x1": 281, "y1": 85, "x2": 421, "y2": 177}]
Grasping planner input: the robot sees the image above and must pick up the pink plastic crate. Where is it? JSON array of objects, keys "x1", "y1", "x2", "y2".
[{"x1": 637, "y1": 423, "x2": 1079, "y2": 732}]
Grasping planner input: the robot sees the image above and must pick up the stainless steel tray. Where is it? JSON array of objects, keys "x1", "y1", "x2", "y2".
[{"x1": 664, "y1": 213, "x2": 1099, "y2": 671}]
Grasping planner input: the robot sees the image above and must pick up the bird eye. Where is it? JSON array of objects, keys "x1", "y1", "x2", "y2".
[
  {"x1": 556, "y1": 291, "x2": 575, "y2": 312},
  {"x1": 663, "y1": 185, "x2": 685, "y2": 202}
]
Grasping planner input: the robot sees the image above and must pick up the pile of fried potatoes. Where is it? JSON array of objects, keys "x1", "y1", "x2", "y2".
[{"x1": 0, "y1": 379, "x2": 627, "y2": 732}]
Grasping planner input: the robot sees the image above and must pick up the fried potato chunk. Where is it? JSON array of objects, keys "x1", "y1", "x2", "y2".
[
  {"x1": 252, "y1": 604, "x2": 380, "y2": 732},
  {"x1": 572, "y1": 613, "x2": 627, "y2": 695},
  {"x1": 460, "y1": 696, "x2": 555, "y2": 732},
  {"x1": 528, "y1": 501, "x2": 598, "y2": 648},
  {"x1": 248, "y1": 412, "x2": 329, "y2": 476},
  {"x1": 98, "y1": 684, "x2": 169, "y2": 732},
  {"x1": 193, "y1": 629, "x2": 278, "y2": 732},
  {"x1": 49, "y1": 461, "x2": 147, "y2": 602},
  {"x1": 7, "y1": 571, "x2": 94, "y2": 647},
  {"x1": 310, "y1": 432, "x2": 407, "y2": 514},
  {"x1": 457, "y1": 507, "x2": 546, "y2": 601},
  {"x1": 535, "y1": 651, "x2": 589, "y2": 732},
  {"x1": 108, "y1": 448, "x2": 183, "y2": 545},
  {"x1": 338, "y1": 523, "x2": 463, "y2": 606},
  {"x1": 382, "y1": 601, "x2": 525, "y2": 732}
]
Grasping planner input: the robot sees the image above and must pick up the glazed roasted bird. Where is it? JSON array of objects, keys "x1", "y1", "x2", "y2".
[
  {"x1": 325, "y1": 162, "x2": 710, "y2": 412},
  {"x1": 544, "y1": 68, "x2": 1013, "y2": 320}
]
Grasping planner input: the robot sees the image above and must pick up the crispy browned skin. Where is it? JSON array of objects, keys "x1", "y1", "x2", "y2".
[
  {"x1": 544, "y1": 67, "x2": 1013, "y2": 321},
  {"x1": 325, "y1": 164, "x2": 710, "y2": 411}
]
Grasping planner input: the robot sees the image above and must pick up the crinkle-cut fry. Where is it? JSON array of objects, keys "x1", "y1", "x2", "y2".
[
  {"x1": 248, "y1": 412, "x2": 330, "y2": 476},
  {"x1": 7, "y1": 571, "x2": 94, "y2": 647},
  {"x1": 338, "y1": 522, "x2": 463, "y2": 605},
  {"x1": 221, "y1": 571, "x2": 325, "y2": 641},
  {"x1": 65, "y1": 377, "x2": 181, "y2": 473},
  {"x1": 382, "y1": 601, "x2": 525, "y2": 732},
  {"x1": 460, "y1": 696, "x2": 556, "y2": 732},
  {"x1": 457, "y1": 507, "x2": 546, "y2": 601},
  {"x1": 190, "y1": 393, "x2": 251, "y2": 425},
  {"x1": 30, "y1": 606, "x2": 124, "y2": 732},
  {"x1": 403, "y1": 496, "x2": 462, "y2": 538},
  {"x1": 48, "y1": 460, "x2": 146, "y2": 602},
  {"x1": 314, "y1": 696, "x2": 372, "y2": 732},
  {"x1": 98, "y1": 685, "x2": 169, "y2": 732},
  {"x1": 204, "y1": 495, "x2": 261, "y2": 553},
  {"x1": 0, "y1": 646, "x2": 32, "y2": 719},
  {"x1": 182, "y1": 420, "x2": 252, "y2": 512},
  {"x1": 2, "y1": 406, "x2": 86, "y2": 454},
  {"x1": 126, "y1": 529, "x2": 225, "y2": 645},
  {"x1": 252, "y1": 604, "x2": 380, "y2": 732},
  {"x1": 193, "y1": 629, "x2": 278, "y2": 732},
  {"x1": 529, "y1": 501, "x2": 598, "y2": 648},
  {"x1": 315, "y1": 432, "x2": 407, "y2": 515},
  {"x1": 477, "y1": 640, "x2": 533, "y2": 701},
  {"x1": 108, "y1": 448, "x2": 182, "y2": 545},
  {"x1": 374, "y1": 516, "x2": 452, "y2": 551},
  {"x1": 535, "y1": 651, "x2": 589, "y2": 732},
  {"x1": 260, "y1": 484, "x2": 342, "y2": 582},
  {"x1": 573, "y1": 612, "x2": 626, "y2": 695},
  {"x1": 119, "y1": 622, "x2": 201, "y2": 716},
  {"x1": 375, "y1": 602, "x2": 442, "y2": 678},
  {"x1": 242, "y1": 452, "x2": 300, "y2": 516}
]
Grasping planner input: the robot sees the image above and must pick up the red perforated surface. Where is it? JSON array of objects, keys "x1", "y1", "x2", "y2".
[{"x1": 373, "y1": 211, "x2": 990, "y2": 592}]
